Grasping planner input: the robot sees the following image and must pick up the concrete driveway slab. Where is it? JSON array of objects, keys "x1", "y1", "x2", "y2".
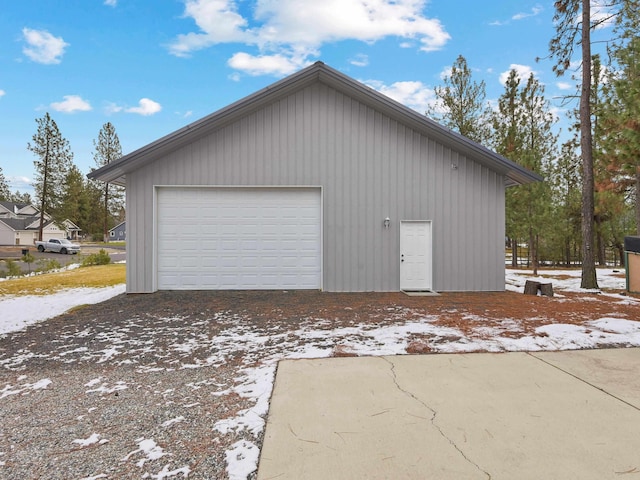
[
  {"x1": 258, "y1": 350, "x2": 640, "y2": 480},
  {"x1": 531, "y1": 348, "x2": 640, "y2": 409}
]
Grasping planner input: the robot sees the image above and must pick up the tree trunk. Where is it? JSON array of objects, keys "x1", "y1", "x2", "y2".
[
  {"x1": 103, "y1": 183, "x2": 109, "y2": 243},
  {"x1": 617, "y1": 243, "x2": 625, "y2": 268},
  {"x1": 38, "y1": 140, "x2": 50, "y2": 242},
  {"x1": 530, "y1": 228, "x2": 538, "y2": 275},
  {"x1": 636, "y1": 168, "x2": 640, "y2": 235},
  {"x1": 595, "y1": 218, "x2": 606, "y2": 266},
  {"x1": 511, "y1": 238, "x2": 518, "y2": 267},
  {"x1": 579, "y1": 0, "x2": 599, "y2": 289}
]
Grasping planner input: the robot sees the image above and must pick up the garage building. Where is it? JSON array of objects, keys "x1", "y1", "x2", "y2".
[{"x1": 89, "y1": 62, "x2": 540, "y2": 293}]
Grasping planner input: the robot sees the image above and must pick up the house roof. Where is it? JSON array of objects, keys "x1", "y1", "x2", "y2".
[
  {"x1": 0, "y1": 201, "x2": 35, "y2": 215},
  {"x1": 109, "y1": 221, "x2": 126, "y2": 232},
  {"x1": 0, "y1": 216, "x2": 62, "y2": 232},
  {"x1": 88, "y1": 62, "x2": 542, "y2": 188}
]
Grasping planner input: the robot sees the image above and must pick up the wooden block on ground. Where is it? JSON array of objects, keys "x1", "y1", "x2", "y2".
[
  {"x1": 524, "y1": 280, "x2": 540, "y2": 295},
  {"x1": 539, "y1": 283, "x2": 554, "y2": 297}
]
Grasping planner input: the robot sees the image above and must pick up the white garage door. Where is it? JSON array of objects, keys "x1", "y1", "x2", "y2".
[{"x1": 156, "y1": 187, "x2": 322, "y2": 290}]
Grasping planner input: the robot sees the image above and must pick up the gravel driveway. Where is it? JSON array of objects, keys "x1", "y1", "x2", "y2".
[{"x1": 1, "y1": 289, "x2": 639, "y2": 479}]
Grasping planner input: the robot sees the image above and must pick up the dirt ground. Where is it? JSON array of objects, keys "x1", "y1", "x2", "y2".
[{"x1": 1, "y1": 287, "x2": 639, "y2": 479}]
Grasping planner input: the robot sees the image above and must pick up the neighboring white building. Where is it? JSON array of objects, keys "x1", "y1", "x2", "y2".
[
  {"x1": 0, "y1": 201, "x2": 81, "y2": 245},
  {"x1": 89, "y1": 62, "x2": 541, "y2": 294}
]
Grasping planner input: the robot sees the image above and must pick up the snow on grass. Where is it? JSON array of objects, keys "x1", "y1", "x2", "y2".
[
  {"x1": 505, "y1": 267, "x2": 627, "y2": 293},
  {"x1": 0, "y1": 284, "x2": 126, "y2": 336}
]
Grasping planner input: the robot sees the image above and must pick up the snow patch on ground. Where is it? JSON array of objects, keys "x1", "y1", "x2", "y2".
[
  {"x1": 0, "y1": 285, "x2": 126, "y2": 335},
  {"x1": 1, "y1": 268, "x2": 639, "y2": 478}
]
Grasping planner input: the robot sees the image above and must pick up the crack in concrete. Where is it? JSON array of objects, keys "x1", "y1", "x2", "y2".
[{"x1": 380, "y1": 357, "x2": 492, "y2": 479}]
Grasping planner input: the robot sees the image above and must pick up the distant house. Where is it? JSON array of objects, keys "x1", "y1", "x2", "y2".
[
  {"x1": 108, "y1": 221, "x2": 126, "y2": 241},
  {"x1": 89, "y1": 62, "x2": 541, "y2": 294},
  {"x1": 0, "y1": 201, "x2": 81, "y2": 246}
]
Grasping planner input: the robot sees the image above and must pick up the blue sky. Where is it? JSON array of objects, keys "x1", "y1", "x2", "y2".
[{"x1": 0, "y1": 1, "x2": 611, "y2": 196}]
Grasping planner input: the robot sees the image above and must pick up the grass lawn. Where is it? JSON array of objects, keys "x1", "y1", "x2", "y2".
[{"x1": 0, "y1": 263, "x2": 126, "y2": 296}]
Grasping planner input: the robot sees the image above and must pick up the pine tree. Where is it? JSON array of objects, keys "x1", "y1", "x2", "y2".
[
  {"x1": 27, "y1": 113, "x2": 74, "y2": 241},
  {"x1": 0, "y1": 167, "x2": 11, "y2": 200},
  {"x1": 491, "y1": 70, "x2": 556, "y2": 274},
  {"x1": 601, "y1": 4, "x2": 640, "y2": 235},
  {"x1": 492, "y1": 70, "x2": 524, "y2": 267},
  {"x1": 11, "y1": 191, "x2": 33, "y2": 204},
  {"x1": 92, "y1": 122, "x2": 124, "y2": 242},
  {"x1": 427, "y1": 55, "x2": 490, "y2": 143},
  {"x1": 58, "y1": 165, "x2": 93, "y2": 234},
  {"x1": 549, "y1": 140, "x2": 582, "y2": 266}
]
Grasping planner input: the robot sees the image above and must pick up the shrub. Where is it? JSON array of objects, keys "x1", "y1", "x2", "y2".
[
  {"x1": 5, "y1": 259, "x2": 23, "y2": 277},
  {"x1": 36, "y1": 258, "x2": 62, "y2": 272},
  {"x1": 21, "y1": 252, "x2": 35, "y2": 264},
  {"x1": 82, "y1": 249, "x2": 111, "y2": 266}
]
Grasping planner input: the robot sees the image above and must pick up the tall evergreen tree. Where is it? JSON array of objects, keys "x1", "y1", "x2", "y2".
[
  {"x1": 491, "y1": 70, "x2": 524, "y2": 267},
  {"x1": 27, "y1": 113, "x2": 73, "y2": 240},
  {"x1": 601, "y1": 4, "x2": 640, "y2": 234},
  {"x1": 549, "y1": 140, "x2": 583, "y2": 266},
  {"x1": 491, "y1": 70, "x2": 556, "y2": 274},
  {"x1": 549, "y1": 0, "x2": 599, "y2": 288},
  {"x1": 58, "y1": 164, "x2": 93, "y2": 234},
  {"x1": 519, "y1": 74, "x2": 557, "y2": 274},
  {"x1": 11, "y1": 191, "x2": 33, "y2": 204},
  {"x1": 92, "y1": 122, "x2": 123, "y2": 242},
  {"x1": 0, "y1": 166, "x2": 11, "y2": 200},
  {"x1": 428, "y1": 55, "x2": 489, "y2": 143}
]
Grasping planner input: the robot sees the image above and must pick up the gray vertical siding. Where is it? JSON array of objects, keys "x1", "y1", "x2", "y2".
[{"x1": 126, "y1": 82, "x2": 506, "y2": 293}]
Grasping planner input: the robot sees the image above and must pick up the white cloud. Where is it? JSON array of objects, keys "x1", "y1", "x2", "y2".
[
  {"x1": 250, "y1": 0, "x2": 450, "y2": 52},
  {"x1": 104, "y1": 102, "x2": 123, "y2": 115},
  {"x1": 22, "y1": 28, "x2": 69, "y2": 65},
  {"x1": 556, "y1": 81, "x2": 573, "y2": 90},
  {"x1": 364, "y1": 79, "x2": 436, "y2": 114},
  {"x1": 8, "y1": 176, "x2": 33, "y2": 190},
  {"x1": 228, "y1": 52, "x2": 311, "y2": 76},
  {"x1": 349, "y1": 54, "x2": 369, "y2": 67},
  {"x1": 512, "y1": 5, "x2": 543, "y2": 21},
  {"x1": 50, "y1": 95, "x2": 92, "y2": 113},
  {"x1": 105, "y1": 98, "x2": 162, "y2": 116},
  {"x1": 591, "y1": 0, "x2": 616, "y2": 29},
  {"x1": 104, "y1": 0, "x2": 117, "y2": 6},
  {"x1": 499, "y1": 64, "x2": 537, "y2": 85},
  {"x1": 0, "y1": 89, "x2": 5, "y2": 98},
  {"x1": 168, "y1": 0, "x2": 250, "y2": 57},
  {"x1": 491, "y1": 5, "x2": 543, "y2": 26},
  {"x1": 439, "y1": 66, "x2": 452, "y2": 80},
  {"x1": 169, "y1": 0, "x2": 450, "y2": 75},
  {"x1": 125, "y1": 98, "x2": 162, "y2": 116}
]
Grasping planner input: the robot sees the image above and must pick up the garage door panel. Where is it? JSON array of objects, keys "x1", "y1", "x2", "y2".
[{"x1": 157, "y1": 187, "x2": 321, "y2": 290}]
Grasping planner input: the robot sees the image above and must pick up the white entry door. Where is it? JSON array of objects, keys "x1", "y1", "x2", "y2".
[{"x1": 400, "y1": 221, "x2": 432, "y2": 291}]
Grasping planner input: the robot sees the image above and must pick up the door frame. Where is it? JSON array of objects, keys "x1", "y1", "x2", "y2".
[{"x1": 399, "y1": 220, "x2": 433, "y2": 291}]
